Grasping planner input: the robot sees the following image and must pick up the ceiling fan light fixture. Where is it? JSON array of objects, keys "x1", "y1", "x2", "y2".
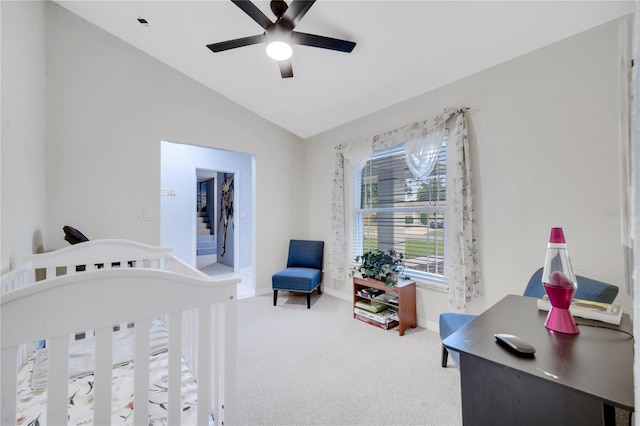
[
  {"x1": 206, "y1": 0, "x2": 357, "y2": 78},
  {"x1": 265, "y1": 22, "x2": 292, "y2": 61},
  {"x1": 266, "y1": 40, "x2": 292, "y2": 61}
]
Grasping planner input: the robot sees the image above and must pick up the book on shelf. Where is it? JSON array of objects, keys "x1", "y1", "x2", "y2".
[
  {"x1": 354, "y1": 307, "x2": 399, "y2": 324},
  {"x1": 356, "y1": 287, "x2": 385, "y2": 299},
  {"x1": 355, "y1": 299, "x2": 387, "y2": 313},
  {"x1": 354, "y1": 313, "x2": 399, "y2": 330},
  {"x1": 536, "y1": 295, "x2": 622, "y2": 325},
  {"x1": 373, "y1": 292, "x2": 398, "y2": 306},
  {"x1": 356, "y1": 289, "x2": 372, "y2": 298}
]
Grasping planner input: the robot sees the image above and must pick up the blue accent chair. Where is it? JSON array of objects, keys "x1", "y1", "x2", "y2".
[
  {"x1": 439, "y1": 267, "x2": 619, "y2": 367},
  {"x1": 272, "y1": 240, "x2": 324, "y2": 309}
]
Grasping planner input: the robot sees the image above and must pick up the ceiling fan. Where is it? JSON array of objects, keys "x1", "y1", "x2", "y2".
[{"x1": 206, "y1": 0, "x2": 356, "y2": 79}]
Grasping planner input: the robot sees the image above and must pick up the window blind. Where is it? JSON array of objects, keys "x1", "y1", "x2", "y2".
[{"x1": 353, "y1": 135, "x2": 448, "y2": 279}]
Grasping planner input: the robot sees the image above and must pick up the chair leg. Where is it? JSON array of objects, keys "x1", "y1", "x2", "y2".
[
  {"x1": 307, "y1": 293, "x2": 311, "y2": 309},
  {"x1": 441, "y1": 344, "x2": 449, "y2": 368},
  {"x1": 317, "y1": 284, "x2": 322, "y2": 295},
  {"x1": 273, "y1": 290, "x2": 278, "y2": 306}
]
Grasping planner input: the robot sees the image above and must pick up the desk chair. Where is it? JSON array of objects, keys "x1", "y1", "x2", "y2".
[
  {"x1": 439, "y1": 267, "x2": 619, "y2": 367},
  {"x1": 272, "y1": 240, "x2": 324, "y2": 309}
]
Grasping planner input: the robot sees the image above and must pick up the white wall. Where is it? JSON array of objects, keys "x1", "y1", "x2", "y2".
[
  {"x1": 43, "y1": 2, "x2": 306, "y2": 290},
  {"x1": 160, "y1": 141, "x2": 253, "y2": 269},
  {"x1": 1, "y1": 1, "x2": 48, "y2": 273},
  {"x1": 306, "y1": 17, "x2": 631, "y2": 329},
  {"x1": 633, "y1": 1, "x2": 640, "y2": 414}
]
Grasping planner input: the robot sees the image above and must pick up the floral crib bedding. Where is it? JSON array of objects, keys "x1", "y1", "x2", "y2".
[{"x1": 14, "y1": 323, "x2": 212, "y2": 426}]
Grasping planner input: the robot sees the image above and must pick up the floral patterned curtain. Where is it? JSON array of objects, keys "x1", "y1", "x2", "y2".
[
  {"x1": 330, "y1": 146, "x2": 347, "y2": 281},
  {"x1": 330, "y1": 108, "x2": 481, "y2": 310},
  {"x1": 447, "y1": 112, "x2": 481, "y2": 310}
]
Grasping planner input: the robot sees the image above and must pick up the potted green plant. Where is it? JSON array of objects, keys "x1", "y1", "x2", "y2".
[{"x1": 350, "y1": 249, "x2": 409, "y2": 286}]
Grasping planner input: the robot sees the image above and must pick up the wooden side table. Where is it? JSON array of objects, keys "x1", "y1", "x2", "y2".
[{"x1": 353, "y1": 277, "x2": 417, "y2": 336}]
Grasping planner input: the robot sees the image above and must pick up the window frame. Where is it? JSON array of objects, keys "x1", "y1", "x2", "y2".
[{"x1": 352, "y1": 141, "x2": 449, "y2": 287}]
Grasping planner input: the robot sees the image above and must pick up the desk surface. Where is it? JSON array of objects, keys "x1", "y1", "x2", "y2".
[{"x1": 443, "y1": 295, "x2": 634, "y2": 411}]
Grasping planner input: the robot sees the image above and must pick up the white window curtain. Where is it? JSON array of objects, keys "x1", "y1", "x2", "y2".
[
  {"x1": 330, "y1": 107, "x2": 481, "y2": 310},
  {"x1": 404, "y1": 122, "x2": 446, "y2": 179},
  {"x1": 619, "y1": 14, "x2": 634, "y2": 295},
  {"x1": 342, "y1": 136, "x2": 373, "y2": 172}
]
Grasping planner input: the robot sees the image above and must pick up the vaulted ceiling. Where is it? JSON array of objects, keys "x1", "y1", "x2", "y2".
[{"x1": 55, "y1": 1, "x2": 634, "y2": 139}]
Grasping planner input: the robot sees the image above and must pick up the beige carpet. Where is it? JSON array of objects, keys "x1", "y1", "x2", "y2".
[{"x1": 236, "y1": 292, "x2": 462, "y2": 426}]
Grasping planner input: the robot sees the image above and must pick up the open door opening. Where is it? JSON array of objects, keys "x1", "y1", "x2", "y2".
[
  {"x1": 195, "y1": 171, "x2": 218, "y2": 269},
  {"x1": 160, "y1": 141, "x2": 255, "y2": 297},
  {"x1": 196, "y1": 169, "x2": 235, "y2": 275}
]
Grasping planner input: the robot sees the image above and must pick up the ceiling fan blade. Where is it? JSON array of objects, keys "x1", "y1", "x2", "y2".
[
  {"x1": 231, "y1": 0, "x2": 273, "y2": 29},
  {"x1": 291, "y1": 31, "x2": 356, "y2": 53},
  {"x1": 207, "y1": 34, "x2": 265, "y2": 53},
  {"x1": 280, "y1": 0, "x2": 316, "y2": 29},
  {"x1": 279, "y1": 60, "x2": 294, "y2": 78}
]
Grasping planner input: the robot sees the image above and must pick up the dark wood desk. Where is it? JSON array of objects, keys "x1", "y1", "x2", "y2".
[{"x1": 443, "y1": 295, "x2": 633, "y2": 426}]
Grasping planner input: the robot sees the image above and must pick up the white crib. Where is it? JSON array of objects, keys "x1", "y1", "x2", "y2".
[{"x1": 0, "y1": 239, "x2": 239, "y2": 425}]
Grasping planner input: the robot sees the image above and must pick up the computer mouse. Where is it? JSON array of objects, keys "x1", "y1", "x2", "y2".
[{"x1": 494, "y1": 333, "x2": 536, "y2": 356}]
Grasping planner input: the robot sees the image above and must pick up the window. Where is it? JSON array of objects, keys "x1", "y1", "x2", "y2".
[{"x1": 353, "y1": 134, "x2": 448, "y2": 283}]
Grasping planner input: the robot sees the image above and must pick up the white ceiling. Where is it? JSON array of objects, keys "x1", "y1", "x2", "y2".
[{"x1": 54, "y1": 1, "x2": 634, "y2": 139}]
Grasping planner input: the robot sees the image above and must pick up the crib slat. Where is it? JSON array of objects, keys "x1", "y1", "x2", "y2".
[
  {"x1": 210, "y1": 305, "x2": 220, "y2": 423},
  {"x1": 47, "y1": 335, "x2": 69, "y2": 426},
  {"x1": 197, "y1": 306, "x2": 212, "y2": 425},
  {"x1": 26, "y1": 268, "x2": 36, "y2": 285},
  {"x1": 168, "y1": 312, "x2": 182, "y2": 425},
  {"x1": 1, "y1": 347, "x2": 18, "y2": 426},
  {"x1": 181, "y1": 311, "x2": 192, "y2": 377},
  {"x1": 221, "y1": 297, "x2": 237, "y2": 425},
  {"x1": 46, "y1": 266, "x2": 56, "y2": 280},
  {"x1": 133, "y1": 318, "x2": 150, "y2": 426},
  {"x1": 94, "y1": 326, "x2": 113, "y2": 425}
]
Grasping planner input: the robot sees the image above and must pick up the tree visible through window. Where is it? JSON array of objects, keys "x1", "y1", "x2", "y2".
[{"x1": 353, "y1": 135, "x2": 448, "y2": 281}]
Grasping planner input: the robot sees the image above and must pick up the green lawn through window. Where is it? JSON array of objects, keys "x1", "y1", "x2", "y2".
[{"x1": 362, "y1": 233, "x2": 444, "y2": 259}]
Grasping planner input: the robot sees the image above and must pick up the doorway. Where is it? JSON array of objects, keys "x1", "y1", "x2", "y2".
[
  {"x1": 160, "y1": 141, "x2": 255, "y2": 296},
  {"x1": 195, "y1": 171, "x2": 218, "y2": 269},
  {"x1": 195, "y1": 169, "x2": 236, "y2": 275}
]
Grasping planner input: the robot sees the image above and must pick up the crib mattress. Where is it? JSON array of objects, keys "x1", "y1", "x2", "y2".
[{"x1": 15, "y1": 349, "x2": 210, "y2": 425}]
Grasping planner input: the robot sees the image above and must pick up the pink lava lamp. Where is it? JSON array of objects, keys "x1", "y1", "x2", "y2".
[{"x1": 542, "y1": 227, "x2": 579, "y2": 334}]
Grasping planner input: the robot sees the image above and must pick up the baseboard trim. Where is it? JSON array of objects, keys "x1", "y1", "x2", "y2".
[{"x1": 324, "y1": 287, "x2": 351, "y2": 302}]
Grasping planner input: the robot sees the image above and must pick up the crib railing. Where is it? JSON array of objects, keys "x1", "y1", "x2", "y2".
[
  {"x1": 0, "y1": 240, "x2": 188, "y2": 370},
  {"x1": 0, "y1": 240, "x2": 238, "y2": 426},
  {"x1": 0, "y1": 240, "x2": 211, "y2": 295},
  {"x1": 0, "y1": 263, "x2": 33, "y2": 293}
]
